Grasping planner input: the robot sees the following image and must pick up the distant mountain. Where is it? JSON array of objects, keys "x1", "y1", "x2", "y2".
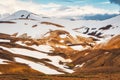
[{"x1": 1, "y1": 10, "x2": 47, "y2": 21}]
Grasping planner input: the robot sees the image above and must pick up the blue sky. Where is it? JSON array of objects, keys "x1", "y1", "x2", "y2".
[
  {"x1": 30, "y1": 0, "x2": 119, "y2": 10},
  {"x1": 0, "y1": 0, "x2": 120, "y2": 20},
  {"x1": 20, "y1": 0, "x2": 120, "y2": 12}
]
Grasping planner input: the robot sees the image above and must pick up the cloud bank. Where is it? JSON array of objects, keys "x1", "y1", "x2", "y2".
[{"x1": 0, "y1": 0, "x2": 118, "y2": 19}]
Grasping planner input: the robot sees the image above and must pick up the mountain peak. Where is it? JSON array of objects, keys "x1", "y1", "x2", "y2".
[
  {"x1": 1, "y1": 10, "x2": 44, "y2": 21},
  {"x1": 13, "y1": 10, "x2": 32, "y2": 16}
]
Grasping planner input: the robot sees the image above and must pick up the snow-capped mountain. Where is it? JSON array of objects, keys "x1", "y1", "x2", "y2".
[
  {"x1": 1, "y1": 10, "x2": 46, "y2": 21},
  {"x1": 0, "y1": 10, "x2": 120, "y2": 75},
  {"x1": 1, "y1": 10, "x2": 120, "y2": 40}
]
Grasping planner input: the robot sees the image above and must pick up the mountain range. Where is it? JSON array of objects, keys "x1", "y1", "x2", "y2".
[{"x1": 0, "y1": 10, "x2": 120, "y2": 77}]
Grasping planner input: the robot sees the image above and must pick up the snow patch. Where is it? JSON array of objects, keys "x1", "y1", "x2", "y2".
[
  {"x1": 0, "y1": 59, "x2": 8, "y2": 64},
  {"x1": 60, "y1": 40, "x2": 64, "y2": 43},
  {"x1": 71, "y1": 45, "x2": 90, "y2": 51},
  {"x1": 0, "y1": 46, "x2": 48, "y2": 59},
  {"x1": 31, "y1": 45, "x2": 54, "y2": 53},
  {"x1": 56, "y1": 45, "x2": 67, "y2": 48},
  {"x1": 59, "y1": 34, "x2": 67, "y2": 38},
  {"x1": 47, "y1": 57, "x2": 74, "y2": 73},
  {"x1": 0, "y1": 39, "x2": 10, "y2": 42},
  {"x1": 15, "y1": 57, "x2": 63, "y2": 74},
  {"x1": 84, "y1": 53, "x2": 89, "y2": 56},
  {"x1": 16, "y1": 41, "x2": 26, "y2": 46},
  {"x1": 75, "y1": 63, "x2": 85, "y2": 68}
]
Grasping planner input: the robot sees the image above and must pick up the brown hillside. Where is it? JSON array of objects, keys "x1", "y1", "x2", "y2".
[{"x1": 67, "y1": 35, "x2": 120, "y2": 73}]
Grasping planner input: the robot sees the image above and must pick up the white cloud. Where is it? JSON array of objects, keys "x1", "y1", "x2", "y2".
[
  {"x1": 0, "y1": 0, "x2": 61, "y2": 14},
  {"x1": 0, "y1": 0, "x2": 118, "y2": 18},
  {"x1": 101, "y1": 1, "x2": 111, "y2": 4}
]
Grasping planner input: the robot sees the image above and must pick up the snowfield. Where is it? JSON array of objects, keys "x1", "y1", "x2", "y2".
[
  {"x1": 15, "y1": 57, "x2": 63, "y2": 74},
  {"x1": 0, "y1": 10, "x2": 119, "y2": 41}
]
